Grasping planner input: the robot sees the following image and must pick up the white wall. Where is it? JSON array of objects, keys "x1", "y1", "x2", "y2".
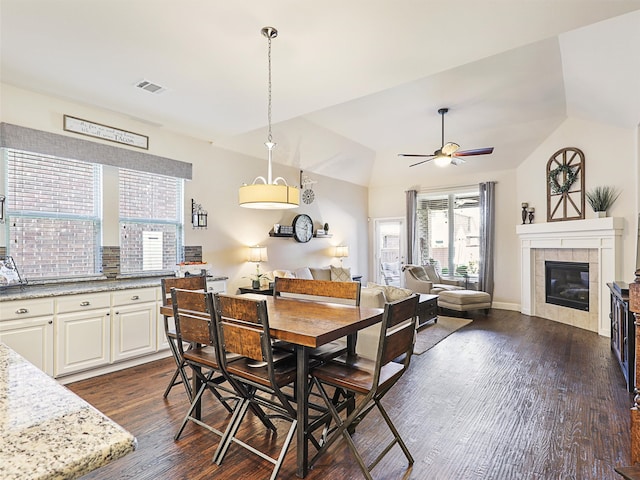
[
  {"x1": 0, "y1": 84, "x2": 369, "y2": 293},
  {"x1": 516, "y1": 116, "x2": 638, "y2": 282}
]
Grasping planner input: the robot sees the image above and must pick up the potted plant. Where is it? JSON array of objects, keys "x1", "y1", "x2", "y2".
[{"x1": 585, "y1": 186, "x2": 620, "y2": 217}]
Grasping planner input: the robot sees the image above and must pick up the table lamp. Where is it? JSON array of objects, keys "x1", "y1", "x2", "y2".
[
  {"x1": 335, "y1": 245, "x2": 349, "y2": 265},
  {"x1": 248, "y1": 246, "x2": 268, "y2": 288}
]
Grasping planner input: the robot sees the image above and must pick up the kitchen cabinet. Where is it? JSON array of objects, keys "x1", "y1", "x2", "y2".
[
  {"x1": 111, "y1": 287, "x2": 158, "y2": 362},
  {"x1": 0, "y1": 298, "x2": 54, "y2": 375},
  {"x1": 55, "y1": 292, "x2": 111, "y2": 377}
]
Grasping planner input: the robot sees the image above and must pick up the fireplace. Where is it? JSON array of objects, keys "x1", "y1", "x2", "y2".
[{"x1": 545, "y1": 261, "x2": 589, "y2": 311}]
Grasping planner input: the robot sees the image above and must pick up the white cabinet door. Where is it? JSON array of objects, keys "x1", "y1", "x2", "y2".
[
  {"x1": 157, "y1": 303, "x2": 170, "y2": 351},
  {"x1": 112, "y1": 301, "x2": 157, "y2": 362},
  {"x1": 0, "y1": 315, "x2": 54, "y2": 375},
  {"x1": 55, "y1": 308, "x2": 111, "y2": 377}
]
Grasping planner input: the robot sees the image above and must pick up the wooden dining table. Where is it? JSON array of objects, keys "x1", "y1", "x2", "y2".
[{"x1": 161, "y1": 292, "x2": 384, "y2": 478}]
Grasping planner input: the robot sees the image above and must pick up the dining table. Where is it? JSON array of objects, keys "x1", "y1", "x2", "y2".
[{"x1": 161, "y1": 292, "x2": 384, "y2": 478}]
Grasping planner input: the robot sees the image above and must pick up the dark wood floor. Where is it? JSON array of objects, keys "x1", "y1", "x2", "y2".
[{"x1": 69, "y1": 309, "x2": 632, "y2": 479}]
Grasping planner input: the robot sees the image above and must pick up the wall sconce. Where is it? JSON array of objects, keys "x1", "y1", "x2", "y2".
[
  {"x1": 248, "y1": 245, "x2": 268, "y2": 288},
  {"x1": 191, "y1": 199, "x2": 208, "y2": 229},
  {"x1": 335, "y1": 245, "x2": 349, "y2": 265}
]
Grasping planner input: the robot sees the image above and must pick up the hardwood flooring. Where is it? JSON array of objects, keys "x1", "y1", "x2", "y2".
[{"x1": 69, "y1": 309, "x2": 632, "y2": 479}]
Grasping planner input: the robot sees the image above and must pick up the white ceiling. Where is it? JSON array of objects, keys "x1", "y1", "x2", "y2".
[{"x1": 1, "y1": 1, "x2": 639, "y2": 186}]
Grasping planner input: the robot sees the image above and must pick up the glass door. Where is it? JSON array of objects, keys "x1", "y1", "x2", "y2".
[{"x1": 373, "y1": 218, "x2": 404, "y2": 286}]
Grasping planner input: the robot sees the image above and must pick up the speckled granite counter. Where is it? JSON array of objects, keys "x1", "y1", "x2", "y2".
[
  {"x1": 0, "y1": 276, "x2": 229, "y2": 302},
  {"x1": 0, "y1": 343, "x2": 136, "y2": 479}
]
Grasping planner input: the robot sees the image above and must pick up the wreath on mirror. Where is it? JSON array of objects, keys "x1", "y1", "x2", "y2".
[{"x1": 548, "y1": 164, "x2": 578, "y2": 194}]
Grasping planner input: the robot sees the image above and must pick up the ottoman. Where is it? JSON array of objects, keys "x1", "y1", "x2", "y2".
[{"x1": 438, "y1": 289, "x2": 491, "y2": 315}]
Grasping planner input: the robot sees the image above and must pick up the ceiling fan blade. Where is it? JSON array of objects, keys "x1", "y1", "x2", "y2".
[
  {"x1": 441, "y1": 142, "x2": 460, "y2": 156},
  {"x1": 409, "y1": 157, "x2": 435, "y2": 167},
  {"x1": 398, "y1": 153, "x2": 435, "y2": 158},
  {"x1": 453, "y1": 147, "x2": 494, "y2": 157},
  {"x1": 451, "y1": 157, "x2": 466, "y2": 166}
]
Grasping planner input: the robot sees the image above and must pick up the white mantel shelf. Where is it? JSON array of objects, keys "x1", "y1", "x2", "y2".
[{"x1": 516, "y1": 217, "x2": 624, "y2": 336}]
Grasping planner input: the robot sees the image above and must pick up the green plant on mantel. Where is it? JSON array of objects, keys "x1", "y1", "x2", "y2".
[{"x1": 585, "y1": 186, "x2": 620, "y2": 212}]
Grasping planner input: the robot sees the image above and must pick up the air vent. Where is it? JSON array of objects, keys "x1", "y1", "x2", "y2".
[{"x1": 135, "y1": 80, "x2": 167, "y2": 94}]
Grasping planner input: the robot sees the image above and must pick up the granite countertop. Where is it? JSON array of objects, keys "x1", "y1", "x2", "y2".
[
  {"x1": 0, "y1": 343, "x2": 137, "y2": 479},
  {"x1": 0, "y1": 275, "x2": 229, "y2": 302}
]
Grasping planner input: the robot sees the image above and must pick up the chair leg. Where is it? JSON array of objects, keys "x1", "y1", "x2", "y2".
[
  {"x1": 214, "y1": 397, "x2": 251, "y2": 464},
  {"x1": 375, "y1": 398, "x2": 414, "y2": 465},
  {"x1": 175, "y1": 380, "x2": 208, "y2": 440},
  {"x1": 164, "y1": 337, "x2": 192, "y2": 399},
  {"x1": 269, "y1": 419, "x2": 297, "y2": 480}
]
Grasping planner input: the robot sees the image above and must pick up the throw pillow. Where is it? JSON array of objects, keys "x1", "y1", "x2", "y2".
[
  {"x1": 309, "y1": 266, "x2": 332, "y2": 281},
  {"x1": 272, "y1": 269, "x2": 295, "y2": 279},
  {"x1": 330, "y1": 265, "x2": 352, "y2": 282},
  {"x1": 382, "y1": 285, "x2": 413, "y2": 301},
  {"x1": 293, "y1": 267, "x2": 314, "y2": 280}
]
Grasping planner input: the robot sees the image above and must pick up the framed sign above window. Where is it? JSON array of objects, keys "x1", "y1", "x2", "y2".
[{"x1": 63, "y1": 115, "x2": 149, "y2": 150}]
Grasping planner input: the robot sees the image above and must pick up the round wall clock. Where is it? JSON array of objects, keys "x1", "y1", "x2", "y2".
[{"x1": 292, "y1": 214, "x2": 313, "y2": 243}]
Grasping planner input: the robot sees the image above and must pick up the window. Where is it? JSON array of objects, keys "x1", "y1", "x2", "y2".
[
  {"x1": 119, "y1": 168, "x2": 183, "y2": 274},
  {"x1": 4, "y1": 149, "x2": 101, "y2": 280},
  {"x1": 417, "y1": 189, "x2": 480, "y2": 277}
]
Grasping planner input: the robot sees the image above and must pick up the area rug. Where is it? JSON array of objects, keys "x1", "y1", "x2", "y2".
[{"x1": 414, "y1": 316, "x2": 472, "y2": 355}]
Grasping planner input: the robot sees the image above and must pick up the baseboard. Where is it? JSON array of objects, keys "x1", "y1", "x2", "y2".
[{"x1": 491, "y1": 301, "x2": 520, "y2": 312}]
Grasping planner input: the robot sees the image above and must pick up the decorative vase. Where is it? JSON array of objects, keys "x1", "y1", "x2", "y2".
[
  {"x1": 595, "y1": 211, "x2": 606, "y2": 218},
  {"x1": 521, "y1": 203, "x2": 528, "y2": 225},
  {"x1": 324, "y1": 223, "x2": 329, "y2": 233},
  {"x1": 252, "y1": 279, "x2": 260, "y2": 289}
]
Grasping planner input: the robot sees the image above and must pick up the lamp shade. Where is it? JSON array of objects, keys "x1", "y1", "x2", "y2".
[
  {"x1": 335, "y1": 245, "x2": 349, "y2": 259},
  {"x1": 248, "y1": 245, "x2": 268, "y2": 263},
  {"x1": 239, "y1": 184, "x2": 300, "y2": 209}
]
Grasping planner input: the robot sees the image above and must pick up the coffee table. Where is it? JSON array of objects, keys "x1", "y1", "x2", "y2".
[{"x1": 417, "y1": 293, "x2": 438, "y2": 328}]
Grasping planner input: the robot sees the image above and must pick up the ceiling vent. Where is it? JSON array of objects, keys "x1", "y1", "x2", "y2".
[{"x1": 135, "y1": 80, "x2": 167, "y2": 94}]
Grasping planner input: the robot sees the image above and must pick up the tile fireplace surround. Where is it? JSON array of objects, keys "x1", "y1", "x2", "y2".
[{"x1": 516, "y1": 217, "x2": 623, "y2": 336}]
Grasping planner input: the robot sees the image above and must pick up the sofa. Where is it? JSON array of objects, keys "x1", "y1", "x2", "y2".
[
  {"x1": 262, "y1": 266, "x2": 414, "y2": 359},
  {"x1": 403, "y1": 264, "x2": 465, "y2": 295}
]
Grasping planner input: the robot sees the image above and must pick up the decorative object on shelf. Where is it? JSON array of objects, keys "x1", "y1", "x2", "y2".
[
  {"x1": 335, "y1": 245, "x2": 349, "y2": 265},
  {"x1": 247, "y1": 245, "x2": 268, "y2": 288},
  {"x1": 238, "y1": 27, "x2": 299, "y2": 210},
  {"x1": 521, "y1": 203, "x2": 528, "y2": 225},
  {"x1": 300, "y1": 171, "x2": 317, "y2": 205},
  {"x1": 324, "y1": 222, "x2": 329, "y2": 233},
  {"x1": 191, "y1": 199, "x2": 208, "y2": 229},
  {"x1": 527, "y1": 207, "x2": 535, "y2": 224},
  {"x1": 292, "y1": 214, "x2": 313, "y2": 243},
  {"x1": 0, "y1": 256, "x2": 27, "y2": 288},
  {"x1": 546, "y1": 147, "x2": 585, "y2": 222},
  {"x1": 585, "y1": 186, "x2": 620, "y2": 217}
]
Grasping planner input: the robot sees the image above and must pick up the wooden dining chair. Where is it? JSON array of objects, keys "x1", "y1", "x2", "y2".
[
  {"x1": 211, "y1": 293, "x2": 298, "y2": 480},
  {"x1": 309, "y1": 294, "x2": 419, "y2": 480},
  {"x1": 160, "y1": 275, "x2": 207, "y2": 400},
  {"x1": 273, "y1": 277, "x2": 361, "y2": 361},
  {"x1": 171, "y1": 288, "x2": 241, "y2": 443}
]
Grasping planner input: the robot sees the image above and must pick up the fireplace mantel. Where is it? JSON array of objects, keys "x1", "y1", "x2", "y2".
[{"x1": 516, "y1": 217, "x2": 624, "y2": 336}]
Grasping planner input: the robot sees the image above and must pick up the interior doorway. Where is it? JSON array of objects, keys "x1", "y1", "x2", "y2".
[{"x1": 373, "y1": 217, "x2": 405, "y2": 286}]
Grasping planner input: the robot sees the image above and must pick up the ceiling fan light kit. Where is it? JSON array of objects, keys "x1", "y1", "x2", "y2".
[{"x1": 399, "y1": 107, "x2": 494, "y2": 168}]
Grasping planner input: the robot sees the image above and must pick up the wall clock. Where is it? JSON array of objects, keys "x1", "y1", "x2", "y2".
[{"x1": 292, "y1": 214, "x2": 313, "y2": 243}]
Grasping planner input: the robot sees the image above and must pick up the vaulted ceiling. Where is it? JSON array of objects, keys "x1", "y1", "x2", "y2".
[{"x1": 2, "y1": 1, "x2": 639, "y2": 186}]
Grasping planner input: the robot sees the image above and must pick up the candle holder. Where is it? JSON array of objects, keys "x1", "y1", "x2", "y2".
[
  {"x1": 521, "y1": 203, "x2": 528, "y2": 224},
  {"x1": 527, "y1": 207, "x2": 535, "y2": 224}
]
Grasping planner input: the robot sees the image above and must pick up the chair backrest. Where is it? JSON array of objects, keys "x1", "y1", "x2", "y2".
[
  {"x1": 375, "y1": 294, "x2": 419, "y2": 377},
  {"x1": 273, "y1": 277, "x2": 361, "y2": 306},
  {"x1": 422, "y1": 264, "x2": 441, "y2": 283},
  {"x1": 214, "y1": 294, "x2": 271, "y2": 363},
  {"x1": 170, "y1": 288, "x2": 215, "y2": 356},
  {"x1": 161, "y1": 275, "x2": 207, "y2": 306}
]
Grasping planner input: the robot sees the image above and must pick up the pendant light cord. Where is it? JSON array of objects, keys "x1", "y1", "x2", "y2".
[{"x1": 267, "y1": 31, "x2": 273, "y2": 143}]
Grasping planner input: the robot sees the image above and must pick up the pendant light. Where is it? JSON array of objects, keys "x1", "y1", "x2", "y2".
[{"x1": 239, "y1": 26, "x2": 300, "y2": 209}]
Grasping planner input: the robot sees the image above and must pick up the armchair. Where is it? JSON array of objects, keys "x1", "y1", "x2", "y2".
[{"x1": 403, "y1": 264, "x2": 465, "y2": 295}]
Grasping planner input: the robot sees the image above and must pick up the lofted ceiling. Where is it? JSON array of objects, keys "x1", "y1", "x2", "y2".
[{"x1": 1, "y1": 1, "x2": 639, "y2": 187}]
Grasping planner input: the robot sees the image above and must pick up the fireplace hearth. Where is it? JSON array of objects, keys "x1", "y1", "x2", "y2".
[{"x1": 545, "y1": 261, "x2": 589, "y2": 311}]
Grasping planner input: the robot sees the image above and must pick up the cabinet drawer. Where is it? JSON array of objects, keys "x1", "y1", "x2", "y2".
[
  {"x1": 207, "y1": 279, "x2": 227, "y2": 294},
  {"x1": 57, "y1": 292, "x2": 111, "y2": 313},
  {"x1": 112, "y1": 287, "x2": 157, "y2": 306},
  {"x1": 0, "y1": 297, "x2": 55, "y2": 320}
]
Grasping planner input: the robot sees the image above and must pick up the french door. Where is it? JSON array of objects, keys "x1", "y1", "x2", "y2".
[{"x1": 372, "y1": 217, "x2": 405, "y2": 286}]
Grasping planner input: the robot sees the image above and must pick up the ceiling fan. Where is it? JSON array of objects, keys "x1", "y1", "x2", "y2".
[{"x1": 398, "y1": 107, "x2": 494, "y2": 167}]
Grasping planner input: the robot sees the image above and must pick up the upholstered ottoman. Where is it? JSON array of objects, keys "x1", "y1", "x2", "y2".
[{"x1": 438, "y1": 289, "x2": 491, "y2": 315}]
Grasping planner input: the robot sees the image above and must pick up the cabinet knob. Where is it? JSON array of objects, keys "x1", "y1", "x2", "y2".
[
  {"x1": 80, "y1": 301, "x2": 91, "y2": 307},
  {"x1": 15, "y1": 308, "x2": 29, "y2": 314},
  {"x1": 48, "y1": 320, "x2": 53, "y2": 325},
  {"x1": 131, "y1": 295, "x2": 140, "y2": 300}
]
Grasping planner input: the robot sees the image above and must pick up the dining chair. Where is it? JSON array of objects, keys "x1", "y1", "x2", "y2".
[
  {"x1": 309, "y1": 294, "x2": 419, "y2": 480},
  {"x1": 160, "y1": 275, "x2": 207, "y2": 400},
  {"x1": 171, "y1": 288, "x2": 244, "y2": 443},
  {"x1": 273, "y1": 277, "x2": 361, "y2": 362},
  {"x1": 211, "y1": 293, "x2": 298, "y2": 480}
]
